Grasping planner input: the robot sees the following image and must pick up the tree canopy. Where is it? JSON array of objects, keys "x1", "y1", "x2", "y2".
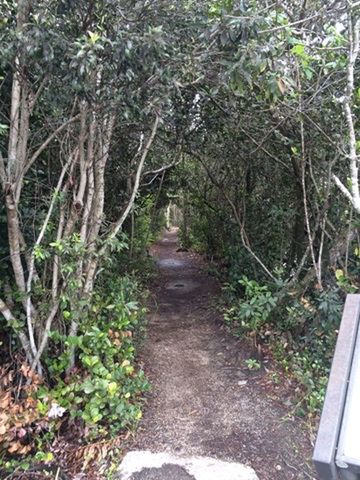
[{"x1": 1, "y1": 0, "x2": 360, "y2": 474}]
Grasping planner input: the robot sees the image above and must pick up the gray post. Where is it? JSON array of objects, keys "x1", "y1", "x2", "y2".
[
  {"x1": 313, "y1": 295, "x2": 360, "y2": 479},
  {"x1": 339, "y1": 471, "x2": 360, "y2": 480}
]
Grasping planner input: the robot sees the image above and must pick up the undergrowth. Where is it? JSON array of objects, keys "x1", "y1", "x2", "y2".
[
  {"x1": 0, "y1": 199, "x2": 162, "y2": 478},
  {"x1": 179, "y1": 208, "x2": 359, "y2": 418},
  {"x1": 0, "y1": 270, "x2": 149, "y2": 478},
  {"x1": 222, "y1": 276, "x2": 343, "y2": 416}
]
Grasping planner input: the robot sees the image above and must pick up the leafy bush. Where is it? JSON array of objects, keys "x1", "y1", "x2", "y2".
[
  {"x1": 244, "y1": 358, "x2": 261, "y2": 370},
  {"x1": 45, "y1": 275, "x2": 149, "y2": 438},
  {"x1": 276, "y1": 288, "x2": 343, "y2": 414},
  {"x1": 0, "y1": 274, "x2": 149, "y2": 473},
  {"x1": 223, "y1": 276, "x2": 277, "y2": 337},
  {"x1": 222, "y1": 272, "x2": 344, "y2": 415}
]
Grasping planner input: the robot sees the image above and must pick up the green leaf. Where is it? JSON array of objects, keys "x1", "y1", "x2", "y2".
[
  {"x1": 108, "y1": 382, "x2": 118, "y2": 396},
  {"x1": 291, "y1": 44, "x2": 305, "y2": 57},
  {"x1": 304, "y1": 67, "x2": 314, "y2": 80},
  {"x1": 83, "y1": 382, "x2": 95, "y2": 394},
  {"x1": 335, "y1": 269, "x2": 344, "y2": 280},
  {"x1": 88, "y1": 31, "x2": 100, "y2": 45},
  {"x1": 37, "y1": 400, "x2": 48, "y2": 415}
]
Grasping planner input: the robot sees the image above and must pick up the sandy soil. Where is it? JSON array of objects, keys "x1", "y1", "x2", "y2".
[{"x1": 129, "y1": 229, "x2": 317, "y2": 480}]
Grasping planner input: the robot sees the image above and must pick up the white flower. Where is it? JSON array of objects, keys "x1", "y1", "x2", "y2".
[{"x1": 48, "y1": 403, "x2": 66, "y2": 418}]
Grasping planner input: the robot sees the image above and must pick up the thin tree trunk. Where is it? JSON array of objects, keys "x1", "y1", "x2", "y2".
[{"x1": 333, "y1": 12, "x2": 360, "y2": 211}]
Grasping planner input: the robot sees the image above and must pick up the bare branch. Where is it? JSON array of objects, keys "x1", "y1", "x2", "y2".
[
  {"x1": 334, "y1": 12, "x2": 360, "y2": 212},
  {"x1": 238, "y1": 127, "x2": 292, "y2": 173},
  {"x1": 107, "y1": 115, "x2": 160, "y2": 241},
  {"x1": 25, "y1": 154, "x2": 73, "y2": 364},
  {"x1": 333, "y1": 173, "x2": 355, "y2": 204},
  {"x1": 30, "y1": 302, "x2": 59, "y2": 374},
  {"x1": 258, "y1": 14, "x2": 320, "y2": 34},
  {"x1": 193, "y1": 151, "x2": 276, "y2": 281},
  {"x1": 0, "y1": 151, "x2": 6, "y2": 188},
  {"x1": 25, "y1": 115, "x2": 80, "y2": 177},
  {"x1": 142, "y1": 159, "x2": 181, "y2": 177}
]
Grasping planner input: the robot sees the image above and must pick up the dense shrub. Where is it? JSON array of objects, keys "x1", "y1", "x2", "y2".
[
  {"x1": 222, "y1": 272, "x2": 344, "y2": 414},
  {"x1": 0, "y1": 250, "x2": 150, "y2": 473}
]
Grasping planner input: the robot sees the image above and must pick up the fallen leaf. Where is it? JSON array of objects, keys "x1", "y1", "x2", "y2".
[
  {"x1": 0, "y1": 392, "x2": 11, "y2": 409},
  {"x1": 8, "y1": 442, "x2": 21, "y2": 453}
]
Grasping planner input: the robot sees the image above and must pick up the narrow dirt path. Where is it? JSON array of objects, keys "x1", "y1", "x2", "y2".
[{"x1": 131, "y1": 229, "x2": 316, "y2": 480}]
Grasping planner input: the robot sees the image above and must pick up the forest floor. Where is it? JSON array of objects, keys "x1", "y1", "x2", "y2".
[{"x1": 125, "y1": 228, "x2": 317, "y2": 480}]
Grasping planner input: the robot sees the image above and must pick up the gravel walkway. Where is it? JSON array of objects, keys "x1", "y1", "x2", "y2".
[{"x1": 127, "y1": 229, "x2": 316, "y2": 480}]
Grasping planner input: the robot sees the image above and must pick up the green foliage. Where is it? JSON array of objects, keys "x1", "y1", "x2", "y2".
[
  {"x1": 221, "y1": 268, "x2": 343, "y2": 414},
  {"x1": 44, "y1": 274, "x2": 149, "y2": 437},
  {"x1": 168, "y1": 0, "x2": 356, "y2": 419},
  {"x1": 1, "y1": 0, "x2": 359, "y2": 470},
  {"x1": 0, "y1": 234, "x2": 150, "y2": 473},
  {"x1": 223, "y1": 276, "x2": 277, "y2": 335},
  {"x1": 131, "y1": 195, "x2": 160, "y2": 257},
  {"x1": 244, "y1": 358, "x2": 261, "y2": 371},
  {"x1": 267, "y1": 287, "x2": 342, "y2": 414},
  {"x1": 115, "y1": 194, "x2": 165, "y2": 280},
  {"x1": 335, "y1": 269, "x2": 358, "y2": 293}
]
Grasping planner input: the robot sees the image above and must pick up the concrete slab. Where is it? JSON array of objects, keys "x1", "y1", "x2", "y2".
[{"x1": 118, "y1": 451, "x2": 259, "y2": 480}]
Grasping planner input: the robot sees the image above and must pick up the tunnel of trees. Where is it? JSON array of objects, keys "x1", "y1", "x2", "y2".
[{"x1": 0, "y1": 0, "x2": 359, "y2": 475}]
